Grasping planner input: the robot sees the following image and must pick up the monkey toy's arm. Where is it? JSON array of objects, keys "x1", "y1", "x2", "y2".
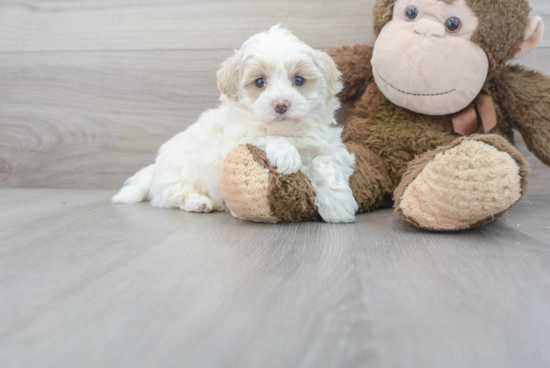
[
  {"x1": 328, "y1": 45, "x2": 374, "y2": 102},
  {"x1": 492, "y1": 65, "x2": 550, "y2": 166}
]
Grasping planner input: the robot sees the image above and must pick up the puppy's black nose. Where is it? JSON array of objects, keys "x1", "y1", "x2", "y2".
[
  {"x1": 275, "y1": 105, "x2": 287, "y2": 114},
  {"x1": 273, "y1": 100, "x2": 289, "y2": 114}
]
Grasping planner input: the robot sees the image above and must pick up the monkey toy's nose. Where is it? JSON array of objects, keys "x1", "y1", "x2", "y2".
[
  {"x1": 414, "y1": 19, "x2": 445, "y2": 38},
  {"x1": 273, "y1": 100, "x2": 289, "y2": 114}
]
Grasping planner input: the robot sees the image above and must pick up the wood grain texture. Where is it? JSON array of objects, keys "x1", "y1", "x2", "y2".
[
  {"x1": 0, "y1": 0, "x2": 546, "y2": 52},
  {"x1": 1, "y1": 188, "x2": 549, "y2": 368},
  {"x1": 0, "y1": 0, "x2": 375, "y2": 52},
  {"x1": 0, "y1": 0, "x2": 549, "y2": 195},
  {"x1": 1, "y1": 49, "x2": 549, "y2": 194},
  {"x1": 0, "y1": 0, "x2": 545, "y2": 53},
  {"x1": 0, "y1": 50, "x2": 225, "y2": 188}
]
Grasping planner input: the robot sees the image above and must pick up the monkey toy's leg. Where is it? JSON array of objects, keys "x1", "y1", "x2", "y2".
[
  {"x1": 219, "y1": 142, "x2": 394, "y2": 224},
  {"x1": 345, "y1": 141, "x2": 396, "y2": 212},
  {"x1": 220, "y1": 144, "x2": 321, "y2": 223},
  {"x1": 394, "y1": 134, "x2": 530, "y2": 231}
]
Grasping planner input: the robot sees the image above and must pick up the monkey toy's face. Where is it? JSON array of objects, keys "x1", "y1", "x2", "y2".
[{"x1": 372, "y1": 0, "x2": 489, "y2": 115}]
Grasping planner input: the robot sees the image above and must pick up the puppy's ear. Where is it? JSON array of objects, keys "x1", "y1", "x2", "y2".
[
  {"x1": 314, "y1": 50, "x2": 342, "y2": 98},
  {"x1": 217, "y1": 51, "x2": 244, "y2": 100}
]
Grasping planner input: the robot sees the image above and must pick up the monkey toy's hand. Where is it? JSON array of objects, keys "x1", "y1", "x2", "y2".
[
  {"x1": 329, "y1": 45, "x2": 374, "y2": 102},
  {"x1": 494, "y1": 65, "x2": 550, "y2": 167}
]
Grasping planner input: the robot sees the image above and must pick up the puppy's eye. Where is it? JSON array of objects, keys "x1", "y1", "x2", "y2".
[
  {"x1": 294, "y1": 76, "x2": 305, "y2": 86},
  {"x1": 405, "y1": 5, "x2": 419, "y2": 21},
  {"x1": 445, "y1": 17, "x2": 462, "y2": 33},
  {"x1": 255, "y1": 78, "x2": 266, "y2": 88}
]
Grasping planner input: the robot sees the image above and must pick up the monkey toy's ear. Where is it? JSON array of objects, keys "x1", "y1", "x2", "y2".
[{"x1": 514, "y1": 16, "x2": 545, "y2": 60}]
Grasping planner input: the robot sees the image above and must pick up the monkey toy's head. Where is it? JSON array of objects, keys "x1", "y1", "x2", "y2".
[{"x1": 371, "y1": 0, "x2": 545, "y2": 115}]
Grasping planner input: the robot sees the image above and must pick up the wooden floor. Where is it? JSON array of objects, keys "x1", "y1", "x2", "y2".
[{"x1": 1, "y1": 188, "x2": 550, "y2": 368}]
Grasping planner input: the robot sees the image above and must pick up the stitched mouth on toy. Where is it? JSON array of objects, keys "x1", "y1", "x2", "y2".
[{"x1": 377, "y1": 72, "x2": 456, "y2": 97}]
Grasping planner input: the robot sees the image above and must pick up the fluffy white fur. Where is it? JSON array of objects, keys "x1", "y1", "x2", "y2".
[{"x1": 112, "y1": 25, "x2": 358, "y2": 223}]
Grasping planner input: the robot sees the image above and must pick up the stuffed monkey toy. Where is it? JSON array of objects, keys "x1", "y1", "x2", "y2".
[{"x1": 220, "y1": 0, "x2": 550, "y2": 231}]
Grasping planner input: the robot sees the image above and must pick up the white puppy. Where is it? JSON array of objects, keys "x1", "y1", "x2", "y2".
[{"x1": 112, "y1": 25, "x2": 358, "y2": 223}]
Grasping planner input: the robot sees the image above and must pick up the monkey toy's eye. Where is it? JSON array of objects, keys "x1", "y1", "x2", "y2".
[
  {"x1": 255, "y1": 78, "x2": 266, "y2": 88},
  {"x1": 445, "y1": 17, "x2": 462, "y2": 33},
  {"x1": 405, "y1": 5, "x2": 419, "y2": 21},
  {"x1": 294, "y1": 76, "x2": 305, "y2": 86}
]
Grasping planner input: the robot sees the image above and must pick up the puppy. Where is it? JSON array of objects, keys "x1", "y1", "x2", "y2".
[{"x1": 112, "y1": 25, "x2": 358, "y2": 223}]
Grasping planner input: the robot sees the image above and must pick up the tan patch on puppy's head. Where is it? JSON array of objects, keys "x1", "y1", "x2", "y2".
[{"x1": 217, "y1": 51, "x2": 244, "y2": 100}]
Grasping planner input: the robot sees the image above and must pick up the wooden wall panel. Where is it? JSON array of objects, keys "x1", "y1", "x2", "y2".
[
  {"x1": 0, "y1": 0, "x2": 547, "y2": 52},
  {"x1": 0, "y1": 0, "x2": 548, "y2": 195},
  {"x1": 0, "y1": 50, "x2": 225, "y2": 188},
  {"x1": 0, "y1": 0, "x2": 375, "y2": 52}
]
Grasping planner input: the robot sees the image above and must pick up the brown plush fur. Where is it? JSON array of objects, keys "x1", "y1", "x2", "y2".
[
  {"x1": 222, "y1": 144, "x2": 321, "y2": 223},
  {"x1": 491, "y1": 65, "x2": 550, "y2": 166},
  {"x1": 220, "y1": 0, "x2": 550, "y2": 230},
  {"x1": 328, "y1": 45, "x2": 374, "y2": 102},
  {"x1": 249, "y1": 145, "x2": 321, "y2": 223},
  {"x1": 338, "y1": 78, "x2": 529, "y2": 217}
]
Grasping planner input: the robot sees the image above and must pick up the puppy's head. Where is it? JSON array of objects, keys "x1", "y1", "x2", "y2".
[{"x1": 217, "y1": 25, "x2": 342, "y2": 127}]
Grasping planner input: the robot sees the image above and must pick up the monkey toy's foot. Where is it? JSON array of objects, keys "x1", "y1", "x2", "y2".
[
  {"x1": 394, "y1": 135, "x2": 530, "y2": 232},
  {"x1": 220, "y1": 144, "x2": 320, "y2": 223}
]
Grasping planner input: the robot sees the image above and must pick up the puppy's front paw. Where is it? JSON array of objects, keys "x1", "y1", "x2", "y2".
[
  {"x1": 308, "y1": 156, "x2": 358, "y2": 223},
  {"x1": 181, "y1": 194, "x2": 214, "y2": 213},
  {"x1": 318, "y1": 197, "x2": 358, "y2": 224},
  {"x1": 265, "y1": 140, "x2": 302, "y2": 175},
  {"x1": 316, "y1": 188, "x2": 358, "y2": 224}
]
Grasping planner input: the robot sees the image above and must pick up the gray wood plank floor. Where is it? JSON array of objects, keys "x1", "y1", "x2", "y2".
[{"x1": 1, "y1": 188, "x2": 549, "y2": 368}]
